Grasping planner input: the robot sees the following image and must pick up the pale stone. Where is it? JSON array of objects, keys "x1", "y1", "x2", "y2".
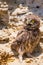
[
  {"x1": 12, "y1": 4, "x2": 28, "y2": 15},
  {"x1": 0, "y1": 2, "x2": 9, "y2": 25}
]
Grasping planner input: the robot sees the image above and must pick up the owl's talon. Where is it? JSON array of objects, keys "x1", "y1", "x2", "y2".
[{"x1": 18, "y1": 55, "x2": 23, "y2": 62}]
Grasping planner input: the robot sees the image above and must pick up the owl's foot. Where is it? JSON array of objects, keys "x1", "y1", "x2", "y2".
[{"x1": 18, "y1": 54, "x2": 23, "y2": 62}]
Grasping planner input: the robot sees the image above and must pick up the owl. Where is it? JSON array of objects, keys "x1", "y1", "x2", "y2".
[{"x1": 11, "y1": 14, "x2": 41, "y2": 62}]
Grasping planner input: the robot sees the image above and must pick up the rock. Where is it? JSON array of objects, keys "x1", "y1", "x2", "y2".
[
  {"x1": 0, "y1": 49, "x2": 9, "y2": 61},
  {"x1": 9, "y1": 16, "x2": 20, "y2": 22},
  {"x1": 0, "y1": 2, "x2": 9, "y2": 26},
  {"x1": 11, "y1": 4, "x2": 28, "y2": 16},
  {"x1": 39, "y1": 19, "x2": 43, "y2": 38},
  {"x1": 9, "y1": 15, "x2": 26, "y2": 30},
  {"x1": 25, "y1": 58, "x2": 33, "y2": 63},
  {"x1": 0, "y1": 30, "x2": 9, "y2": 43},
  {"x1": 26, "y1": 0, "x2": 43, "y2": 8},
  {"x1": 9, "y1": 5, "x2": 29, "y2": 29},
  {"x1": 39, "y1": 26, "x2": 43, "y2": 38},
  {"x1": 0, "y1": 48, "x2": 14, "y2": 65}
]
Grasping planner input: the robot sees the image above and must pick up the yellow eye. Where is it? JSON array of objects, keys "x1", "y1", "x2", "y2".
[{"x1": 31, "y1": 20, "x2": 35, "y2": 23}]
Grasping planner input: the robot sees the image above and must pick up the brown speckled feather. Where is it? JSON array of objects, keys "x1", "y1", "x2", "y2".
[{"x1": 11, "y1": 14, "x2": 41, "y2": 62}]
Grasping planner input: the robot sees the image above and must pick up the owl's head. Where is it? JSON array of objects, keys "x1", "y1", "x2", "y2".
[{"x1": 24, "y1": 15, "x2": 40, "y2": 30}]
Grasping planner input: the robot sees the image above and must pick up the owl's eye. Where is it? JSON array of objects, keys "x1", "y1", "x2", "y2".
[
  {"x1": 27, "y1": 20, "x2": 35, "y2": 25},
  {"x1": 31, "y1": 20, "x2": 35, "y2": 24},
  {"x1": 25, "y1": 19, "x2": 36, "y2": 25}
]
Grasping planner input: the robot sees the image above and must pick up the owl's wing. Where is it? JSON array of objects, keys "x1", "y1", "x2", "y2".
[{"x1": 17, "y1": 29, "x2": 25, "y2": 36}]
